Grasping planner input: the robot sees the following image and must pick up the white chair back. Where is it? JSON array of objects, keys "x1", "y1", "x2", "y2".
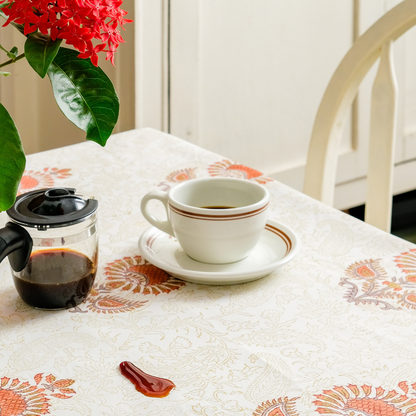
[{"x1": 303, "y1": 0, "x2": 416, "y2": 232}]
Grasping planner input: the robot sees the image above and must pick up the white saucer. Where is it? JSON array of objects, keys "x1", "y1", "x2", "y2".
[{"x1": 138, "y1": 219, "x2": 300, "y2": 285}]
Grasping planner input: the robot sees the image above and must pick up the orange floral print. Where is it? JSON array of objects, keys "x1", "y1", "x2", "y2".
[
  {"x1": 70, "y1": 256, "x2": 185, "y2": 314},
  {"x1": 165, "y1": 168, "x2": 198, "y2": 183},
  {"x1": 253, "y1": 397, "x2": 299, "y2": 416},
  {"x1": 158, "y1": 167, "x2": 198, "y2": 191},
  {"x1": 0, "y1": 373, "x2": 76, "y2": 416},
  {"x1": 158, "y1": 159, "x2": 272, "y2": 192},
  {"x1": 254, "y1": 382, "x2": 416, "y2": 416},
  {"x1": 104, "y1": 256, "x2": 185, "y2": 296},
  {"x1": 208, "y1": 159, "x2": 273, "y2": 185},
  {"x1": 18, "y1": 168, "x2": 72, "y2": 196},
  {"x1": 341, "y1": 251, "x2": 416, "y2": 311},
  {"x1": 344, "y1": 259, "x2": 387, "y2": 281},
  {"x1": 313, "y1": 382, "x2": 416, "y2": 415},
  {"x1": 396, "y1": 249, "x2": 416, "y2": 283}
]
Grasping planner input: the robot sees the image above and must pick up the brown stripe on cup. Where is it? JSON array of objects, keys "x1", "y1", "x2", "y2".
[
  {"x1": 265, "y1": 224, "x2": 292, "y2": 254},
  {"x1": 168, "y1": 203, "x2": 269, "y2": 221}
]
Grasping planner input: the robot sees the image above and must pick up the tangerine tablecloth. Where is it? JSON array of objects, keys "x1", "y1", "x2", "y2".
[{"x1": 0, "y1": 128, "x2": 415, "y2": 416}]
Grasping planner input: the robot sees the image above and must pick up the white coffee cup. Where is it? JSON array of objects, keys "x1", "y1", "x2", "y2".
[{"x1": 140, "y1": 178, "x2": 269, "y2": 264}]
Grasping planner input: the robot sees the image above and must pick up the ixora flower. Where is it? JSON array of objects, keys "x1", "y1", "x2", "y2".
[{"x1": 0, "y1": 0, "x2": 132, "y2": 211}]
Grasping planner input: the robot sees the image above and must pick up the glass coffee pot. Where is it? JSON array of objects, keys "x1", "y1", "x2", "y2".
[{"x1": 0, "y1": 188, "x2": 98, "y2": 310}]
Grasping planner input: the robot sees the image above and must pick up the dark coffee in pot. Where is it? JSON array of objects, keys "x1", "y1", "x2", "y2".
[{"x1": 13, "y1": 248, "x2": 96, "y2": 309}]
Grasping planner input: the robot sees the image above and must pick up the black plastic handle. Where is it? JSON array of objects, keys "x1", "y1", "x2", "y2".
[{"x1": 0, "y1": 222, "x2": 33, "y2": 272}]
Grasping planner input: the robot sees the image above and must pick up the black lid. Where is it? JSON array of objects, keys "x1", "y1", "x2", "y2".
[{"x1": 7, "y1": 188, "x2": 98, "y2": 229}]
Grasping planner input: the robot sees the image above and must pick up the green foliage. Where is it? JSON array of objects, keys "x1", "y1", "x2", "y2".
[
  {"x1": 47, "y1": 47, "x2": 119, "y2": 146},
  {"x1": 0, "y1": 103, "x2": 25, "y2": 211},
  {"x1": 0, "y1": 39, "x2": 119, "y2": 210},
  {"x1": 25, "y1": 33, "x2": 62, "y2": 78}
]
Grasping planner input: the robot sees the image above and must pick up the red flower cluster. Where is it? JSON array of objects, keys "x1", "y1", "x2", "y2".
[{"x1": 0, "y1": 0, "x2": 132, "y2": 66}]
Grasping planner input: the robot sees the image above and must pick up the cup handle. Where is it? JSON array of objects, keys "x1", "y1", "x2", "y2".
[{"x1": 140, "y1": 191, "x2": 175, "y2": 237}]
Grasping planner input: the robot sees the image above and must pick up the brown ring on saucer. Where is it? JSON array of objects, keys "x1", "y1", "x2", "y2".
[{"x1": 265, "y1": 224, "x2": 292, "y2": 254}]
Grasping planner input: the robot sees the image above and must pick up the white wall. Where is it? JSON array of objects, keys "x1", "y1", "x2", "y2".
[{"x1": 136, "y1": 0, "x2": 416, "y2": 210}]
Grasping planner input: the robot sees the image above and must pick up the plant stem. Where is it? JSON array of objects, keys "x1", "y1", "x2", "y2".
[{"x1": 0, "y1": 52, "x2": 25, "y2": 68}]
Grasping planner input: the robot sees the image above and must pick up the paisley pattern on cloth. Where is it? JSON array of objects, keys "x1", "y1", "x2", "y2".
[
  {"x1": 71, "y1": 256, "x2": 185, "y2": 314},
  {"x1": 254, "y1": 382, "x2": 416, "y2": 416},
  {"x1": 84, "y1": 294, "x2": 146, "y2": 314},
  {"x1": 0, "y1": 373, "x2": 76, "y2": 416},
  {"x1": 340, "y1": 249, "x2": 416, "y2": 310},
  {"x1": 17, "y1": 168, "x2": 72, "y2": 195}
]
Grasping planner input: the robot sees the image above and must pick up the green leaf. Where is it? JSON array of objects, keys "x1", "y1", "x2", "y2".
[
  {"x1": 47, "y1": 47, "x2": 119, "y2": 146},
  {"x1": 25, "y1": 33, "x2": 61, "y2": 78},
  {"x1": 8, "y1": 46, "x2": 18, "y2": 58},
  {"x1": 0, "y1": 43, "x2": 17, "y2": 60},
  {"x1": 0, "y1": 71, "x2": 11, "y2": 76},
  {"x1": 0, "y1": 103, "x2": 25, "y2": 211}
]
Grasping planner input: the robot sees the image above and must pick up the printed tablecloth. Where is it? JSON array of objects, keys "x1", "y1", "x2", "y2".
[{"x1": 0, "y1": 128, "x2": 415, "y2": 416}]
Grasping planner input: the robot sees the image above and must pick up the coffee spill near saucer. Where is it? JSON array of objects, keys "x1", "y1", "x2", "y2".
[{"x1": 119, "y1": 361, "x2": 175, "y2": 398}]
